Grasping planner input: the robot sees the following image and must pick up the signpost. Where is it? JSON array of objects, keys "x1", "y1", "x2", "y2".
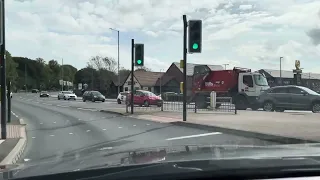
[{"x1": 1, "y1": 0, "x2": 6, "y2": 139}]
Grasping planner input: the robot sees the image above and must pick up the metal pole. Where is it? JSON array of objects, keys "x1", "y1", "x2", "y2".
[
  {"x1": 183, "y1": 15, "x2": 187, "y2": 122},
  {"x1": 61, "y1": 58, "x2": 64, "y2": 91},
  {"x1": 280, "y1": 57, "x2": 283, "y2": 85},
  {"x1": 91, "y1": 69, "x2": 94, "y2": 90},
  {"x1": 223, "y1": 63, "x2": 229, "y2": 70},
  {"x1": 117, "y1": 30, "x2": 120, "y2": 94},
  {"x1": 1, "y1": 0, "x2": 6, "y2": 139},
  {"x1": 131, "y1": 39, "x2": 134, "y2": 114},
  {"x1": 7, "y1": 81, "x2": 10, "y2": 123}
]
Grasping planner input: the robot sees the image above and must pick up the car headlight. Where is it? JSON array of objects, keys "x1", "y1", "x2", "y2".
[{"x1": 94, "y1": 96, "x2": 97, "y2": 98}]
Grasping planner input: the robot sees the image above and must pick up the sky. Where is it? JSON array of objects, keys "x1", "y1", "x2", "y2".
[{"x1": 4, "y1": 0, "x2": 320, "y2": 73}]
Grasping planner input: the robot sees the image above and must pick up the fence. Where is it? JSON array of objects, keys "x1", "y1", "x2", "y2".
[{"x1": 125, "y1": 93, "x2": 237, "y2": 114}]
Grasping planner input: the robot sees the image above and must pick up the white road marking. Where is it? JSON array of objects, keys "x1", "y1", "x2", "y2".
[
  {"x1": 102, "y1": 117, "x2": 106, "y2": 119},
  {"x1": 24, "y1": 159, "x2": 31, "y2": 162},
  {"x1": 86, "y1": 130, "x2": 91, "y2": 132},
  {"x1": 99, "y1": 147, "x2": 113, "y2": 151},
  {"x1": 133, "y1": 125, "x2": 136, "y2": 127},
  {"x1": 78, "y1": 118, "x2": 82, "y2": 121},
  {"x1": 0, "y1": 140, "x2": 4, "y2": 144},
  {"x1": 49, "y1": 134, "x2": 55, "y2": 137},
  {"x1": 146, "y1": 124, "x2": 150, "y2": 126},
  {"x1": 69, "y1": 133, "x2": 73, "y2": 135},
  {"x1": 32, "y1": 137, "x2": 36, "y2": 139},
  {"x1": 166, "y1": 132, "x2": 222, "y2": 141},
  {"x1": 102, "y1": 128, "x2": 106, "y2": 131},
  {"x1": 118, "y1": 127, "x2": 122, "y2": 129},
  {"x1": 53, "y1": 122, "x2": 56, "y2": 124},
  {"x1": 40, "y1": 123, "x2": 43, "y2": 125}
]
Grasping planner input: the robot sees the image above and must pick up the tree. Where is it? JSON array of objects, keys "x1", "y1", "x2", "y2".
[
  {"x1": 5, "y1": 51, "x2": 18, "y2": 89},
  {"x1": 88, "y1": 56, "x2": 117, "y2": 72}
]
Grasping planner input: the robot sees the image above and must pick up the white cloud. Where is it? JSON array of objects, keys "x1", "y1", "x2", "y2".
[{"x1": 4, "y1": 0, "x2": 320, "y2": 75}]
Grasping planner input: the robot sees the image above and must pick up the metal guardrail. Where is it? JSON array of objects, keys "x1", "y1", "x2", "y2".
[{"x1": 125, "y1": 94, "x2": 236, "y2": 114}]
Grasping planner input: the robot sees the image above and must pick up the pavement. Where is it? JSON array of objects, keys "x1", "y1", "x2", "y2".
[{"x1": 0, "y1": 92, "x2": 281, "y2": 168}]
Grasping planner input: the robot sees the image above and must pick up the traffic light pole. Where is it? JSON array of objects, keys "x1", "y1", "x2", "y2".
[
  {"x1": 182, "y1": 15, "x2": 187, "y2": 122},
  {"x1": 0, "y1": 0, "x2": 6, "y2": 139},
  {"x1": 131, "y1": 39, "x2": 134, "y2": 114}
]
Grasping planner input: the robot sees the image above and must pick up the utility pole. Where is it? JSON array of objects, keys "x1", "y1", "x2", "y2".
[
  {"x1": 61, "y1": 58, "x2": 64, "y2": 91},
  {"x1": 1, "y1": 0, "x2": 6, "y2": 139},
  {"x1": 280, "y1": 57, "x2": 283, "y2": 85},
  {"x1": 223, "y1": 63, "x2": 229, "y2": 70},
  {"x1": 91, "y1": 69, "x2": 94, "y2": 90},
  {"x1": 131, "y1": 39, "x2": 134, "y2": 114},
  {"x1": 110, "y1": 28, "x2": 120, "y2": 94}
]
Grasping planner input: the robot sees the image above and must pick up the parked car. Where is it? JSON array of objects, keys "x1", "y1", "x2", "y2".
[
  {"x1": 40, "y1": 91, "x2": 50, "y2": 97},
  {"x1": 82, "y1": 91, "x2": 105, "y2": 102},
  {"x1": 31, "y1": 89, "x2": 39, "y2": 93},
  {"x1": 58, "y1": 91, "x2": 77, "y2": 100},
  {"x1": 257, "y1": 85, "x2": 320, "y2": 113},
  {"x1": 117, "y1": 92, "x2": 129, "y2": 104},
  {"x1": 127, "y1": 90, "x2": 163, "y2": 107}
]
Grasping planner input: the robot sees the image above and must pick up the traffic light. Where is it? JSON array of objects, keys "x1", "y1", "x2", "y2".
[
  {"x1": 135, "y1": 44, "x2": 144, "y2": 66},
  {"x1": 188, "y1": 20, "x2": 202, "y2": 53}
]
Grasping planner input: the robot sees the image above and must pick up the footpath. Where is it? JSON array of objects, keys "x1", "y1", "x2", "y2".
[
  {"x1": 0, "y1": 111, "x2": 26, "y2": 166},
  {"x1": 101, "y1": 108, "x2": 320, "y2": 144}
]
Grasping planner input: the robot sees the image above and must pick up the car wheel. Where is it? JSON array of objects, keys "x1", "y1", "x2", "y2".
[
  {"x1": 83, "y1": 99, "x2": 86, "y2": 102},
  {"x1": 117, "y1": 99, "x2": 121, "y2": 104},
  {"x1": 64, "y1": 97, "x2": 66, "y2": 100},
  {"x1": 235, "y1": 96, "x2": 248, "y2": 110},
  {"x1": 58, "y1": 97, "x2": 60, "y2": 100},
  {"x1": 144, "y1": 100, "x2": 149, "y2": 107},
  {"x1": 102, "y1": 99, "x2": 105, "y2": 102},
  {"x1": 263, "y1": 101, "x2": 274, "y2": 112},
  {"x1": 311, "y1": 102, "x2": 320, "y2": 113}
]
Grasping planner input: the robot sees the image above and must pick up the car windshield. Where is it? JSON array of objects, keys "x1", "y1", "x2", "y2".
[
  {"x1": 253, "y1": 74, "x2": 269, "y2": 86},
  {"x1": 5, "y1": 0, "x2": 320, "y2": 179},
  {"x1": 92, "y1": 91, "x2": 102, "y2": 95},
  {"x1": 299, "y1": 86, "x2": 319, "y2": 95}
]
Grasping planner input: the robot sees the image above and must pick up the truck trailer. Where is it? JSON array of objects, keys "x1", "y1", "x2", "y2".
[{"x1": 191, "y1": 65, "x2": 270, "y2": 110}]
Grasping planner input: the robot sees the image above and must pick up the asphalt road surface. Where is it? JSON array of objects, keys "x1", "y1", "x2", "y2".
[{"x1": 11, "y1": 93, "x2": 279, "y2": 167}]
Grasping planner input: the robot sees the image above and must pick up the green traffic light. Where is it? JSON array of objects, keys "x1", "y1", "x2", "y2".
[
  {"x1": 192, "y1": 43, "x2": 199, "y2": 50},
  {"x1": 137, "y1": 60, "x2": 142, "y2": 64}
]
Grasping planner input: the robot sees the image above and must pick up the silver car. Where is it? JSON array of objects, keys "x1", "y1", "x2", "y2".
[
  {"x1": 58, "y1": 91, "x2": 77, "y2": 100},
  {"x1": 257, "y1": 85, "x2": 320, "y2": 113}
]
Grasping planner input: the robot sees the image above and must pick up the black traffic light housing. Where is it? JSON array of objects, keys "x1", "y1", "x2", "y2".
[
  {"x1": 188, "y1": 20, "x2": 202, "y2": 53},
  {"x1": 135, "y1": 44, "x2": 144, "y2": 66}
]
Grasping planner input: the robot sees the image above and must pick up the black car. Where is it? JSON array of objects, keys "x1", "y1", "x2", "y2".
[
  {"x1": 40, "y1": 91, "x2": 50, "y2": 97},
  {"x1": 82, "y1": 91, "x2": 105, "y2": 102},
  {"x1": 31, "y1": 89, "x2": 39, "y2": 93}
]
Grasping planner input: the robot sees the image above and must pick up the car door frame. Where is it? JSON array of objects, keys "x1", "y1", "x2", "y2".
[
  {"x1": 287, "y1": 87, "x2": 311, "y2": 110},
  {"x1": 270, "y1": 87, "x2": 290, "y2": 108}
]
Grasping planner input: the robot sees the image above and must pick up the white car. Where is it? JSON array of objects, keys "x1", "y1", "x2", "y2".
[
  {"x1": 117, "y1": 92, "x2": 129, "y2": 104},
  {"x1": 58, "y1": 91, "x2": 77, "y2": 100}
]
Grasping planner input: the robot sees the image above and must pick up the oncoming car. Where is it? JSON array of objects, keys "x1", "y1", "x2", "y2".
[{"x1": 58, "y1": 91, "x2": 77, "y2": 100}]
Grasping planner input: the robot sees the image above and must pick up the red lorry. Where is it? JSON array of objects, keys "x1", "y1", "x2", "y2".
[{"x1": 191, "y1": 65, "x2": 270, "y2": 110}]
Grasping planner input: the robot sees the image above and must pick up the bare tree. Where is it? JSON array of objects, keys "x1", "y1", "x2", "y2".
[{"x1": 88, "y1": 56, "x2": 117, "y2": 72}]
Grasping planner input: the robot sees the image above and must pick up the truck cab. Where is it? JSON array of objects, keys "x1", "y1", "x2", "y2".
[{"x1": 237, "y1": 71, "x2": 270, "y2": 109}]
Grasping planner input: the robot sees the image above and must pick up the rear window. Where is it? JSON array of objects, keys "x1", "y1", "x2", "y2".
[{"x1": 120, "y1": 92, "x2": 127, "y2": 95}]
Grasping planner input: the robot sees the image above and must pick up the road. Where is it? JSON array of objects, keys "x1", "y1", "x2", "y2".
[{"x1": 11, "y1": 93, "x2": 278, "y2": 166}]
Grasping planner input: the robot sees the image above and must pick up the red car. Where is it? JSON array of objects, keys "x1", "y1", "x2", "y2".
[{"x1": 127, "y1": 90, "x2": 163, "y2": 107}]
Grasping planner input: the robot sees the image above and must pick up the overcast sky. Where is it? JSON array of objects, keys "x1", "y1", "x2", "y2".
[{"x1": 4, "y1": 0, "x2": 320, "y2": 73}]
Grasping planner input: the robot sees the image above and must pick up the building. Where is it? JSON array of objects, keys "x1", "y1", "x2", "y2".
[
  {"x1": 122, "y1": 69, "x2": 164, "y2": 93},
  {"x1": 258, "y1": 69, "x2": 320, "y2": 92}
]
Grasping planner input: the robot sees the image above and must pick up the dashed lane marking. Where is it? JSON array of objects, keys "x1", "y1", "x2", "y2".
[
  {"x1": 69, "y1": 133, "x2": 73, "y2": 135},
  {"x1": 49, "y1": 135, "x2": 55, "y2": 137},
  {"x1": 166, "y1": 132, "x2": 222, "y2": 141},
  {"x1": 86, "y1": 130, "x2": 91, "y2": 132}
]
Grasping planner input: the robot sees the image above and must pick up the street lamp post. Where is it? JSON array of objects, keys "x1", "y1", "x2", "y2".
[
  {"x1": 159, "y1": 69, "x2": 164, "y2": 96},
  {"x1": 280, "y1": 57, "x2": 283, "y2": 85},
  {"x1": 222, "y1": 63, "x2": 229, "y2": 70},
  {"x1": 110, "y1": 28, "x2": 120, "y2": 95}
]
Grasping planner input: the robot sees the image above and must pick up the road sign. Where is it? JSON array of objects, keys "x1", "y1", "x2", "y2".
[{"x1": 0, "y1": 0, "x2": 3, "y2": 46}]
